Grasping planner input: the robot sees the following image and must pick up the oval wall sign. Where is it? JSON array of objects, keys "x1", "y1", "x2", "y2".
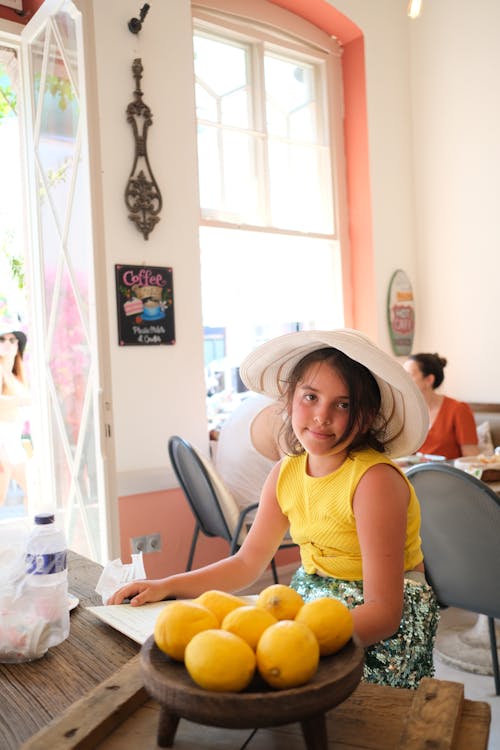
[{"x1": 387, "y1": 269, "x2": 415, "y2": 356}]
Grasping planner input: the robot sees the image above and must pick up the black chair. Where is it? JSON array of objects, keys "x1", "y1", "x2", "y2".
[
  {"x1": 168, "y1": 435, "x2": 297, "y2": 584},
  {"x1": 168, "y1": 435, "x2": 296, "y2": 583},
  {"x1": 406, "y1": 462, "x2": 500, "y2": 694}
]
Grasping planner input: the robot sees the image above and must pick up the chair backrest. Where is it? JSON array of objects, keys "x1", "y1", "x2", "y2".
[
  {"x1": 406, "y1": 463, "x2": 500, "y2": 620},
  {"x1": 168, "y1": 435, "x2": 245, "y2": 544}
]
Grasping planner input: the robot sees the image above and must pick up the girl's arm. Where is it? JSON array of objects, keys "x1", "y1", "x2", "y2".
[
  {"x1": 351, "y1": 463, "x2": 409, "y2": 647},
  {"x1": 108, "y1": 462, "x2": 290, "y2": 605}
]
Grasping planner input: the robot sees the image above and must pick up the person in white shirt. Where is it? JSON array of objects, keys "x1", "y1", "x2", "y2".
[{"x1": 215, "y1": 392, "x2": 282, "y2": 514}]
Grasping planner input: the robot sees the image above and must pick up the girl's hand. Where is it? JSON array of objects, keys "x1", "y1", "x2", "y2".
[{"x1": 106, "y1": 578, "x2": 170, "y2": 606}]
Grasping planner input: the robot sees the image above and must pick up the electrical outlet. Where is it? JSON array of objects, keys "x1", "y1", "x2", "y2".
[
  {"x1": 147, "y1": 533, "x2": 162, "y2": 553},
  {"x1": 130, "y1": 533, "x2": 162, "y2": 554},
  {"x1": 130, "y1": 535, "x2": 148, "y2": 553}
]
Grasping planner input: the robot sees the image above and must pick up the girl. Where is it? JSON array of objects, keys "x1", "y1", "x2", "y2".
[
  {"x1": 109, "y1": 329, "x2": 439, "y2": 688},
  {"x1": 0, "y1": 321, "x2": 31, "y2": 508}
]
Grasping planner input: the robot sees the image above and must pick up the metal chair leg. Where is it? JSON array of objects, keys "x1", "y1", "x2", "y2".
[
  {"x1": 488, "y1": 616, "x2": 500, "y2": 696},
  {"x1": 186, "y1": 525, "x2": 200, "y2": 571},
  {"x1": 271, "y1": 557, "x2": 279, "y2": 584}
]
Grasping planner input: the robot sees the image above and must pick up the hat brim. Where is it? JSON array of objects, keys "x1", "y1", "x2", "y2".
[{"x1": 239, "y1": 329, "x2": 428, "y2": 458}]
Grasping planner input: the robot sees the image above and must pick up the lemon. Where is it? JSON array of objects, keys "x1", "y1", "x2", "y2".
[
  {"x1": 221, "y1": 605, "x2": 277, "y2": 650},
  {"x1": 256, "y1": 620, "x2": 319, "y2": 689},
  {"x1": 195, "y1": 589, "x2": 246, "y2": 625},
  {"x1": 185, "y1": 629, "x2": 256, "y2": 692},
  {"x1": 256, "y1": 583, "x2": 304, "y2": 621},
  {"x1": 295, "y1": 597, "x2": 353, "y2": 656},
  {"x1": 154, "y1": 600, "x2": 218, "y2": 662}
]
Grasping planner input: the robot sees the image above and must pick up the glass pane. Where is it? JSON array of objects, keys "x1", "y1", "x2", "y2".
[
  {"x1": 200, "y1": 225, "x2": 343, "y2": 423},
  {"x1": 264, "y1": 55, "x2": 316, "y2": 141},
  {"x1": 268, "y1": 139, "x2": 333, "y2": 233},
  {"x1": 194, "y1": 34, "x2": 248, "y2": 102},
  {"x1": 49, "y1": 265, "x2": 90, "y2": 455},
  {"x1": 32, "y1": 28, "x2": 80, "y2": 235}
]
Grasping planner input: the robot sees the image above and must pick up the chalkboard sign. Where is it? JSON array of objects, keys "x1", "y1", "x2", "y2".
[{"x1": 115, "y1": 264, "x2": 175, "y2": 346}]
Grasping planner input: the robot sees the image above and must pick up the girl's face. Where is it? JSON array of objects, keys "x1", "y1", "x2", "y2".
[
  {"x1": 291, "y1": 360, "x2": 354, "y2": 459},
  {"x1": 0, "y1": 333, "x2": 19, "y2": 359}
]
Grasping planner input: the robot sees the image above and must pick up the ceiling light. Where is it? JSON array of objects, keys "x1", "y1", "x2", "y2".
[{"x1": 407, "y1": 0, "x2": 422, "y2": 19}]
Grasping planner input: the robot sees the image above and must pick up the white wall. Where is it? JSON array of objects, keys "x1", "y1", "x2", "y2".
[
  {"x1": 85, "y1": 0, "x2": 500, "y2": 498},
  {"x1": 409, "y1": 0, "x2": 500, "y2": 401},
  {"x1": 90, "y1": 0, "x2": 208, "y2": 493}
]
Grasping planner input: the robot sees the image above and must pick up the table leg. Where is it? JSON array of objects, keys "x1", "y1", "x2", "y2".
[
  {"x1": 157, "y1": 706, "x2": 180, "y2": 748},
  {"x1": 301, "y1": 713, "x2": 328, "y2": 750}
]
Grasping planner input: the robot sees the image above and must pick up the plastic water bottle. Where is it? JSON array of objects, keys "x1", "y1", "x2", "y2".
[{"x1": 25, "y1": 512, "x2": 70, "y2": 649}]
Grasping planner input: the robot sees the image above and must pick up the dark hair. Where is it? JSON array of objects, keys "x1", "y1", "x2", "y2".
[
  {"x1": 407, "y1": 352, "x2": 447, "y2": 389},
  {"x1": 278, "y1": 347, "x2": 386, "y2": 456}
]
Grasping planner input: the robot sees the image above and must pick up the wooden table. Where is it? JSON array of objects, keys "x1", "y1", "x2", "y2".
[
  {"x1": 0, "y1": 552, "x2": 492, "y2": 750},
  {"x1": 0, "y1": 551, "x2": 141, "y2": 750}
]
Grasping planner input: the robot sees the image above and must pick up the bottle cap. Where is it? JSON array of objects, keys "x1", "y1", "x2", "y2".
[{"x1": 34, "y1": 512, "x2": 55, "y2": 525}]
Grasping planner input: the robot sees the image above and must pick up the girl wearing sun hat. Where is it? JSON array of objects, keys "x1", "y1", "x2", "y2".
[
  {"x1": 0, "y1": 317, "x2": 31, "y2": 508},
  {"x1": 108, "y1": 328, "x2": 439, "y2": 689}
]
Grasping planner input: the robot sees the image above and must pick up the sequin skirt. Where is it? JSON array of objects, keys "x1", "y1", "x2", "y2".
[{"x1": 290, "y1": 567, "x2": 440, "y2": 689}]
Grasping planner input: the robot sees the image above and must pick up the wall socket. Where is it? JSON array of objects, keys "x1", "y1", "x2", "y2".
[{"x1": 130, "y1": 533, "x2": 162, "y2": 554}]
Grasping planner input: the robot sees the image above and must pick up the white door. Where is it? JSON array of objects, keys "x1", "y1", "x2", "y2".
[{"x1": 21, "y1": 0, "x2": 117, "y2": 563}]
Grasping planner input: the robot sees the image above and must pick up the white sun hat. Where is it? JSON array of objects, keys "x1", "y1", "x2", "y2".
[{"x1": 239, "y1": 328, "x2": 428, "y2": 458}]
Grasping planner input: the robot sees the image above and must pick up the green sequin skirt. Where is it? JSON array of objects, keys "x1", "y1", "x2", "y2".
[{"x1": 290, "y1": 567, "x2": 440, "y2": 689}]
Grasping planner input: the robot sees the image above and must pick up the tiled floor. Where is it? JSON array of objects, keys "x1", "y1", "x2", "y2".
[{"x1": 433, "y1": 606, "x2": 499, "y2": 749}]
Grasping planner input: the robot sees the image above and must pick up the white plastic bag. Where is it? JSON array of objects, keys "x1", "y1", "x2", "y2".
[
  {"x1": 95, "y1": 553, "x2": 146, "y2": 604},
  {"x1": 0, "y1": 523, "x2": 51, "y2": 662}
]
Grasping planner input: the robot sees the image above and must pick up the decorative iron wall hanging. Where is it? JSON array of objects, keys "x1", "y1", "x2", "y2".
[{"x1": 125, "y1": 58, "x2": 162, "y2": 240}]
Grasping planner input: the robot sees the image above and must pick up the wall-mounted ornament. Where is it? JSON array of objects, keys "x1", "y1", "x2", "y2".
[
  {"x1": 386, "y1": 269, "x2": 415, "y2": 356},
  {"x1": 125, "y1": 58, "x2": 162, "y2": 240}
]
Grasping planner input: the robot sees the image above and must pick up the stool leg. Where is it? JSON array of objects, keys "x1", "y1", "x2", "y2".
[
  {"x1": 301, "y1": 713, "x2": 328, "y2": 750},
  {"x1": 157, "y1": 705, "x2": 180, "y2": 748}
]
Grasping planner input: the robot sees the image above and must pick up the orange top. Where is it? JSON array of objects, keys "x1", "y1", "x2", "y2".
[{"x1": 418, "y1": 396, "x2": 478, "y2": 459}]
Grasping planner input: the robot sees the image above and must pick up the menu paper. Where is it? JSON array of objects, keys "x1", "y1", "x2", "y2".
[
  {"x1": 87, "y1": 595, "x2": 258, "y2": 644},
  {"x1": 87, "y1": 602, "x2": 168, "y2": 644}
]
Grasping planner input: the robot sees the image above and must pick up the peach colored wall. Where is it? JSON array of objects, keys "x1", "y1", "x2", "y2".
[
  {"x1": 0, "y1": 0, "x2": 43, "y2": 24},
  {"x1": 119, "y1": 488, "x2": 300, "y2": 579}
]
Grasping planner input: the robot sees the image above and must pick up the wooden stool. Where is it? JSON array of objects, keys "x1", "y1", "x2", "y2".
[{"x1": 140, "y1": 635, "x2": 364, "y2": 750}]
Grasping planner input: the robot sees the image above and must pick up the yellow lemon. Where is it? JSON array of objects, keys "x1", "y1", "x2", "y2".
[
  {"x1": 185, "y1": 629, "x2": 256, "y2": 692},
  {"x1": 256, "y1": 620, "x2": 319, "y2": 689},
  {"x1": 154, "y1": 600, "x2": 218, "y2": 662},
  {"x1": 221, "y1": 605, "x2": 278, "y2": 650},
  {"x1": 195, "y1": 589, "x2": 246, "y2": 625},
  {"x1": 295, "y1": 597, "x2": 353, "y2": 656},
  {"x1": 256, "y1": 583, "x2": 304, "y2": 621}
]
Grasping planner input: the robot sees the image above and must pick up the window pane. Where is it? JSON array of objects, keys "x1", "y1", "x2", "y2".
[
  {"x1": 268, "y1": 139, "x2": 333, "y2": 232},
  {"x1": 264, "y1": 55, "x2": 316, "y2": 141},
  {"x1": 194, "y1": 34, "x2": 250, "y2": 128},
  {"x1": 200, "y1": 225, "x2": 344, "y2": 408}
]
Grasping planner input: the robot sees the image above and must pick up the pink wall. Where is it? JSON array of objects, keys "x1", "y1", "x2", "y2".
[
  {"x1": 0, "y1": 0, "x2": 43, "y2": 24},
  {"x1": 119, "y1": 487, "x2": 300, "y2": 579}
]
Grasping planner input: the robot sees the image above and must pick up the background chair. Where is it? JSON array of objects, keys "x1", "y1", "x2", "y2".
[
  {"x1": 406, "y1": 462, "x2": 500, "y2": 694},
  {"x1": 168, "y1": 435, "x2": 297, "y2": 584}
]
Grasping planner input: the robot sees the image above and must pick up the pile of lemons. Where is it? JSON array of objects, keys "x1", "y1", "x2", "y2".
[{"x1": 153, "y1": 583, "x2": 353, "y2": 693}]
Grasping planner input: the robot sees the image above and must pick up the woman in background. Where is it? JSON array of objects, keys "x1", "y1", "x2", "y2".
[
  {"x1": 403, "y1": 352, "x2": 478, "y2": 459},
  {"x1": 0, "y1": 321, "x2": 31, "y2": 507}
]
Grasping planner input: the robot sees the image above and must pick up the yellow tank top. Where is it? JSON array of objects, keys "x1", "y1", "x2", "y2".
[{"x1": 276, "y1": 448, "x2": 423, "y2": 579}]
